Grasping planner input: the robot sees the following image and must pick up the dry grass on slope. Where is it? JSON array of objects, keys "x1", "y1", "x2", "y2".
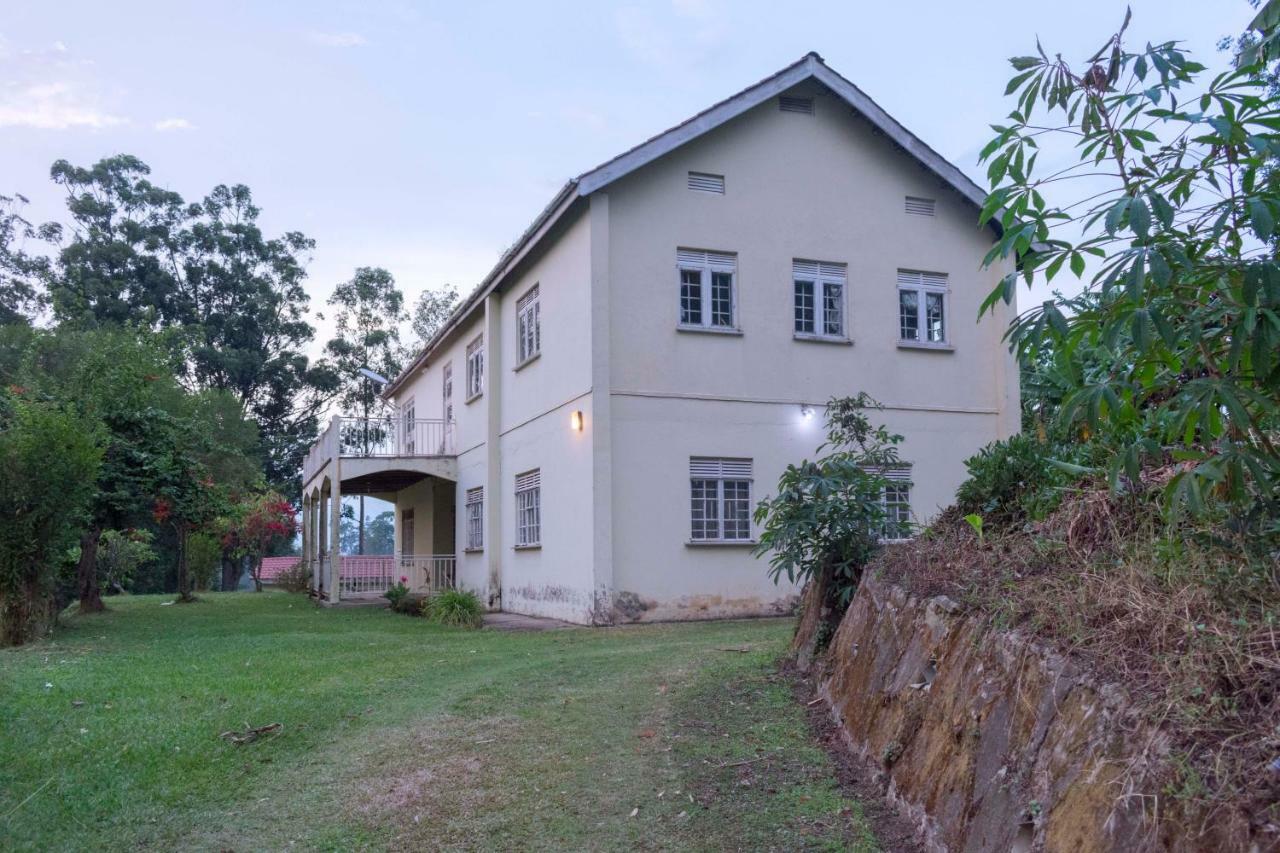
[{"x1": 874, "y1": 480, "x2": 1280, "y2": 829}]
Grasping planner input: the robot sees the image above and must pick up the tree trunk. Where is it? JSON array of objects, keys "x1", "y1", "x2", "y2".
[
  {"x1": 358, "y1": 494, "x2": 365, "y2": 555},
  {"x1": 76, "y1": 524, "x2": 105, "y2": 614},
  {"x1": 789, "y1": 560, "x2": 844, "y2": 675},
  {"x1": 175, "y1": 524, "x2": 194, "y2": 603},
  {"x1": 252, "y1": 555, "x2": 264, "y2": 592}
]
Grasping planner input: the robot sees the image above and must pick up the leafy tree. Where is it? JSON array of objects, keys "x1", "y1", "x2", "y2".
[
  {"x1": 0, "y1": 395, "x2": 102, "y2": 645},
  {"x1": 754, "y1": 394, "x2": 906, "y2": 659},
  {"x1": 341, "y1": 508, "x2": 395, "y2": 555},
  {"x1": 978, "y1": 9, "x2": 1280, "y2": 524},
  {"x1": 220, "y1": 491, "x2": 297, "y2": 592},
  {"x1": 0, "y1": 194, "x2": 52, "y2": 325},
  {"x1": 410, "y1": 283, "x2": 460, "y2": 348},
  {"x1": 94, "y1": 529, "x2": 155, "y2": 594},
  {"x1": 42, "y1": 156, "x2": 335, "y2": 493},
  {"x1": 324, "y1": 266, "x2": 407, "y2": 553}
]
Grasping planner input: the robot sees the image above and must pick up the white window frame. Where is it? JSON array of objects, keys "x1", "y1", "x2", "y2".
[
  {"x1": 465, "y1": 486, "x2": 484, "y2": 550},
  {"x1": 793, "y1": 260, "x2": 847, "y2": 340},
  {"x1": 897, "y1": 270, "x2": 949, "y2": 346},
  {"x1": 402, "y1": 397, "x2": 416, "y2": 455},
  {"x1": 465, "y1": 336, "x2": 484, "y2": 401},
  {"x1": 514, "y1": 469, "x2": 541, "y2": 548},
  {"x1": 676, "y1": 249, "x2": 737, "y2": 332},
  {"x1": 864, "y1": 465, "x2": 914, "y2": 542},
  {"x1": 516, "y1": 285, "x2": 541, "y2": 366},
  {"x1": 688, "y1": 457, "x2": 753, "y2": 543}
]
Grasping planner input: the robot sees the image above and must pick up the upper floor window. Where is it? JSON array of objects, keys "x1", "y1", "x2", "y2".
[
  {"x1": 793, "y1": 260, "x2": 847, "y2": 339},
  {"x1": 465, "y1": 486, "x2": 484, "y2": 550},
  {"x1": 516, "y1": 285, "x2": 541, "y2": 365},
  {"x1": 402, "y1": 397, "x2": 416, "y2": 454},
  {"x1": 442, "y1": 362, "x2": 453, "y2": 423},
  {"x1": 689, "y1": 457, "x2": 752, "y2": 542},
  {"x1": 465, "y1": 336, "x2": 484, "y2": 400},
  {"x1": 677, "y1": 249, "x2": 737, "y2": 331},
  {"x1": 515, "y1": 469, "x2": 541, "y2": 547},
  {"x1": 897, "y1": 270, "x2": 948, "y2": 345}
]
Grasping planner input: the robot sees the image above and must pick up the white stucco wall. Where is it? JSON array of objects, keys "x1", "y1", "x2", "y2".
[{"x1": 599, "y1": 81, "x2": 1019, "y2": 621}]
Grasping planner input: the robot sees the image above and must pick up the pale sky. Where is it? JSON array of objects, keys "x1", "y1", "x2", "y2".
[{"x1": 0, "y1": 1, "x2": 1254, "y2": 351}]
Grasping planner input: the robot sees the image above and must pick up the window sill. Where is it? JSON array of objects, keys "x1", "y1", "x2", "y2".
[
  {"x1": 513, "y1": 543, "x2": 542, "y2": 551},
  {"x1": 676, "y1": 325, "x2": 743, "y2": 337},
  {"x1": 463, "y1": 547, "x2": 484, "y2": 554},
  {"x1": 685, "y1": 539, "x2": 758, "y2": 548},
  {"x1": 793, "y1": 333, "x2": 852, "y2": 346},
  {"x1": 513, "y1": 352, "x2": 541, "y2": 372},
  {"x1": 465, "y1": 391, "x2": 483, "y2": 404},
  {"x1": 897, "y1": 341, "x2": 954, "y2": 353}
]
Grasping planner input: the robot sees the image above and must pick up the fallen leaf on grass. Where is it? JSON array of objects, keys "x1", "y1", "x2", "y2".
[
  {"x1": 637, "y1": 729, "x2": 656, "y2": 739},
  {"x1": 629, "y1": 807, "x2": 639, "y2": 818}
]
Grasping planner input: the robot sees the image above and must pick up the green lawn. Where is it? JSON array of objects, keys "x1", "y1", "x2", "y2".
[{"x1": 0, "y1": 592, "x2": 875, "y2": 851}]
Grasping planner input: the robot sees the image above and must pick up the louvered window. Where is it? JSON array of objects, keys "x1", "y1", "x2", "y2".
[
  {"x1": 465, "y1": 487, "x2": 484, "y2": 550},
  {"x1": 793, "y1": 260, "x2": 847, "y2": 338},
  {"x1": 897, "y1": 270, "x2": 948, "y2": 344},
  {"x1": 689, "y1": 457, "x2": 753, "y2": 541},
  {"x1": 515, "y1": 469, "x2": 541, "y2": 547},
  {"x1": 905, "y1": 196, "x2": 936, "y2": 216},
  {"x1": 465, "y1": 336, "x2": 484, "y2": 399},
  {"x1": 779, "y1": 96, "x2": 814, "y2": 114},
  {"x1": 861, "y1": 466, "x2": 913, "y2": 540},
  {"x1": 688, "y1": 171, "x2": 725, "y2": 194},
  {"x1": 677, "y1": 249, "x2": 736, "y2": 330},
  {"x1": 516, "y1": 284, "x2": 541, "y2": 365}
]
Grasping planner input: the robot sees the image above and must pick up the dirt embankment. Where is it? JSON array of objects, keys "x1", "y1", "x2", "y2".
[{"x1": 812, "y1": 574, "x2": 1266, "y2": 852}]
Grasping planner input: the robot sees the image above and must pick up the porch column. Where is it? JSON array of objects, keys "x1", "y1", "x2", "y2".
[
  {"x1": 300, "y1": 496, "x2": 311, "y2": 589},
  {"x1": 329, "y1": 463, "x2": 342, "y2": 602}
]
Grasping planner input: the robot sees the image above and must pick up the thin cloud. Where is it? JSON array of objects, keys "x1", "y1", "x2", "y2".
[
  {"x1": 154, "y1": 117, "x2": 195, "y2": 131},
  {"x1": 614, "y1": 1, "x2": 725, "y2": 73},
  {"x1": 306, "y1": 31, "x2": 368, "y2": 47},
  {"x1": 0, "y1": 82, "x2": 126, "y2": 130}
]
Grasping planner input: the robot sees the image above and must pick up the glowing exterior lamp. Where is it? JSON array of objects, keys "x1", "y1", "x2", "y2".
[
  {"x1": 570, "y1": 410, "x2": 584, "y2": 431},
  {"x1": 800, "y1": 404, "x2": 815, "y2": 420}
]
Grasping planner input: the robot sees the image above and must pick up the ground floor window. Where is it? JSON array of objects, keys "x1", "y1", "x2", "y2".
[
  {"x1": 876, "y1": 467, "x2": 913, "y2": 540},
  {"x1": 465, "y1": 486, "x2": 484, "y2": 550},
  {"x1": 689, "y1": 457, "x2": 753, "y2": 541},
  {"x1": 515, "y1": 469, "x2": 541, "y2": 547}
]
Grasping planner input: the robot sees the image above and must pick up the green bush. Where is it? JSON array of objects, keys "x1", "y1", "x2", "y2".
[
  {"x1": 185, "y1": 532, "x2": 220, "y2": 592},
  {"x1": 422, "y1": 588, "x2": 484, "y2": 629},
  {"x1": 274, "y1": 560, "x2": 311, "y2": 594},
  {"x1": 955, "y1": 434, "x2": 1072, "y2": 525}
]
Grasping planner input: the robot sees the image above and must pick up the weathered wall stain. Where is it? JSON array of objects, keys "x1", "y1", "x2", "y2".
[{"x1": 821, "y1": 575, "x2": 1256, "y2": 852}]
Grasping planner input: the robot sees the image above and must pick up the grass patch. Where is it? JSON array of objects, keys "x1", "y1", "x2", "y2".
[{"x1": 0, "y1": 591, "x2": 876, "y2": 851}]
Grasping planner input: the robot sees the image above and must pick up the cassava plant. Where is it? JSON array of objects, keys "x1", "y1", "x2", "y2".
[{"x1": 978, "y1": 8, "x2": 1280, "y2": 534}]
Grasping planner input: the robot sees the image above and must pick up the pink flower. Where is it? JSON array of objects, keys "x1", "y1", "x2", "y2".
[{"x1": 400, "y1": 575, "x2": 408, "y2": 584}]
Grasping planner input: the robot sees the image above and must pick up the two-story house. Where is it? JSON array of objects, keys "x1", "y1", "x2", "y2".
[{"x1": 299, "y1": 52, "x2": 1020, "y2": 624}]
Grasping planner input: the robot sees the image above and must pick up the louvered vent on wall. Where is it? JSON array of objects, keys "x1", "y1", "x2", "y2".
[
  {"x1": 905, "y1": 196, "x2": 936, "y2": 216},
  {"x1": 688, "y1": 172, "x2": 725, "y2": 194},
  {"x1": 779, "y1": 96, "x2": 815, "y2": 114}
]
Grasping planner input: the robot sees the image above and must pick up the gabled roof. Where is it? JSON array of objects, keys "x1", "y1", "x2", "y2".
[{"x1": 385, "y1": 52, "x2": 993, "y2": 398}]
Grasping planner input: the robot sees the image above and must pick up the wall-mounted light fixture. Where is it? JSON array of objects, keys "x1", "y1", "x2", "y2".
[
  {"x1": 570, "y1": 410, "x2": 584, "y2": 431},
  {"x1": 800, "y1": 404, "x2": 814, "y2": 420}
]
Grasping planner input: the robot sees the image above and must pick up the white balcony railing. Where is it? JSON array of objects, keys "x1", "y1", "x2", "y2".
[
  {"x1": 337, "y1": 554, "x2": 457, "y2": 597},
  {"x1": 304, "y1": 416, "x2": 454, "y2": 484}
]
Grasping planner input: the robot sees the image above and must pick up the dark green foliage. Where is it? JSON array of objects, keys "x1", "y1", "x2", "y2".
[
  {"x1": 410, "y1": 283, "x2": 460, "y2": 348},
  {"x1": 324, "y1": 266, "x2": 407, "y2": 418},
  {"x1": 754, "y1": 393, "x2": 906, "y2": 608},
  {"x1": 0, "y1": 396, "x2": 103, "y2": 645},
  {"x1": 979, "y1": 11, "x2": 1280, "y2": 527},
  {"x1": 955, "y1": 435, "x2": 1070, "y2": 525},
  {"x1": 383, "y1": 580, "x2": 413, "y2": 614},
  {"x1": 422, "y1": 588, "x2": 484, "y2": 628},
  {"x1": 0, "y1": 194, "x2": 52, "y2": 325}
]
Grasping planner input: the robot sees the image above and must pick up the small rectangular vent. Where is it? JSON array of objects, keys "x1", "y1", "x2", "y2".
[
  {"x1": 905, "y1": 196, "x2": 936, "y2": 216},
  {"x1": 779, "y1": 96, "x2": 814, "y2": 114},
  {"x1": 688, "y1": 171, "x2": 725, "y2": 194}
]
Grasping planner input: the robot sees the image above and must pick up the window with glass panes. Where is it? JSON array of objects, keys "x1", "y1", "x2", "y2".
[
  {"x1": 862, "y1": 465, "x2": 913, "y2": 540},
  {"x1": 465, "y1": 336, "x2": 484, "y2": 399},
  {"x1": 402, "y1": 397, "x2": 416, "y2": 454},
  {"x1": 514, "y1": 469, "x2": 540, "y2": 547},
  {"x1": 676, "y1": 249, "x2": 736, "y2": 329},
  {"x1": 465, "y1": 486, "x2": 484, "y2": 550},
  {"x1": 793, "y1": 260, "x2": 847, "y2": 338},
  {"x1": 689, "y1": 457, "x2": 752, "y2": 541},
  {"x1": 897, "y1": 270, "x2": 948, "y2": 344},
  {"x1": 516, "y1": 285, "x2": 540, "y2": 364}
]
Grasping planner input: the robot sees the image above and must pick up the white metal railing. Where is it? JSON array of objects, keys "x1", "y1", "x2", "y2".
[
  {"x1": 303, "y1": 417, "x2": 455, "y2": 486},
  {"x1": 337, "y1": 554, "x2": 457, "y2": 597}
]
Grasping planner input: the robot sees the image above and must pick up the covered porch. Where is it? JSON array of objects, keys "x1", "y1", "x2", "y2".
[{"x1": 300, "y1": 416, "x2": 458, "y2": 603}]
